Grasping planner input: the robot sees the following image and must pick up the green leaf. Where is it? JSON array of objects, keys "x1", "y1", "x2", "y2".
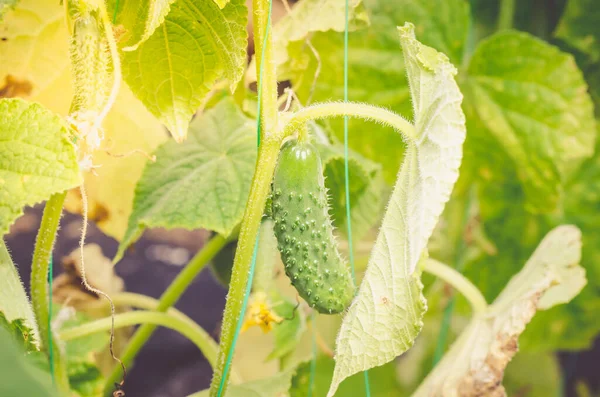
[
  {"x1": 109, "y1": 0, "x2": 177, "y2": 52},
  {"x1": 504, "y1": 352, "x2": 561, "y2": 397},
  {"x1": 327, "y1": 23, "x2": 466, "y2": 396},
  {"x1": 413, "y1": 226, "x2": 584, "y2": 396},
  {"x1": 0, "y1": 98, "x2": 81, "y2": 235},
  {"x1": 291, "y1": 355, "x2": 401, "y2": 397},
  {"x1": 189, "y1": 368, "x2": 295, "y2": 397},
  {"x1": 121, "y1": 0, "x2": 247, "y2": 142},
  {"x1": 266, "y1": 293, "x2": 306, "y2": 361},
  {"x1": 0, "y1": 325, "x2": 57, "y2": 397},
  {"x1": 554, "y1": 0, "x2": 600, "y2": 62},
  {"x1": 316, "y1": 143, "x2": 385, "y2": 242},
  {"x1": 51, "y1": 305, "x2": 108, "y2": 397},
  {"x1": 270, "y1": 0, "x2": 368, "y2": 72},
  {"x1": 0, "y1": 240, "x2": 39, "y2": 346},
  {"x1": 67, "y1": 361, "x2": 103, "y2": 397},
  {"x1": 117, "y1": 98, "x2": 256, "y2": 261},
  {"x1": 283, "y1": 0, "x2": 469, "y2": 184},
  {"x1": 0, "y1": 312, "x2": 37, "y2": 353},
  {"x1": 464, "y1": 31, "x2": 596, "y2": 212}
]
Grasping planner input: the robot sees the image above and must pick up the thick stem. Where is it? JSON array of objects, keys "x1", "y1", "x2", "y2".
[
  {"x1": 497, "y1": 0, "x2": 515, "y2": 31},
  {"x1": 30, "y1": 192, "x2": 70, "y2": 394},
  {"x1": 209, "y1": 137, "x2": 281, "y2": 396},
  {"x1": 253, "y1": 0, "x2": 278, "y2": 138},
  {"x1": 103, "y1": 232, "x2": 233, "y2": 396},
  {"x1": 423, "y1": 259, "x2": 487, "y2": 315},
  {"x1": 283, "y1": 102, "x2": 416, "y2": 142}
]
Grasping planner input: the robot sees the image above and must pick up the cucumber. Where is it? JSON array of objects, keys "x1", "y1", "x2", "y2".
[{"x1": 271, "y1": 138, "x2": 355, "y2": 314}]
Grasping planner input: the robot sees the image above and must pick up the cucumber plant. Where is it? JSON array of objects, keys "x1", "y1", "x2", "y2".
[{"x1": 0, "y1": 0, "x2": 598, "y2": 396}]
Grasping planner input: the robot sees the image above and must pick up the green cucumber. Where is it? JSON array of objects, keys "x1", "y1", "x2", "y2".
[{"x1": 271, "y1": 138, "x2": 355, "y2": 314}]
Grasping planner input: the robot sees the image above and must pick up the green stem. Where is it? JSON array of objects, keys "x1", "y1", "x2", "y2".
[
  {"x1": 282, "y1": 102, "x2": 416, "y2": 142},
  {"x1": 423, "y1": 259, "x2": 487, "y2": 314},
  {"x1": 85, "y1": 292, "x2": 243, "y2": 383},
  {"x1": 103, "y1": 232, "x2": 234, "y2": 396},
  {"x1": 253, "y1": 0, "x2": 278, "y2": 138},
  {"x1": 497, "y1": 0, "x2": 515, "y2": 31},
  {"x1": 209, "y1": 138, "x2": 282, "y2": 396},
  {"x1": 60, "y1": 311, "x2": 214, "y2": 358},
  {"x1": 30, "y1": 192, "x2": 70, "y2": 394}
]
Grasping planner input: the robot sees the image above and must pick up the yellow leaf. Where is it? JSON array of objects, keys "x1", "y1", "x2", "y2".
[{"x1": 2, "y1": 0, "x2": 168, "y2": 240}]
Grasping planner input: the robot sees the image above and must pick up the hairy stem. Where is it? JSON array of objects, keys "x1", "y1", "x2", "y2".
[
  {"x1": 253, "y1": 0, "x2": 278, "y2": 138},
  {"x1": 209, "y1": 138, "x2": 282, "y2": 396},
  {"x1": 103, "y1": 232, "x2": 234, "y2": 396},
  {"x1": 423, "y1": 258, "x2": 487, "y2": 315},
  {"x1": 30, "y1": 192, "x2": 70, "y2": 394},
  {"x1": 283, "y1": 102, "x2": 416, "y2": 142},
  {"x1": 497, "y1": 0, "x2": 515, "y2": 31}
]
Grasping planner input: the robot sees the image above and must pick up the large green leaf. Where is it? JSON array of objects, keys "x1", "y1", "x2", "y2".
[
  {"x1": 327, "y1": 24, "x2": 465, "y2": 396},
  {"x1": 116, "y1": 98, "x2": 256, "y2": 261},
  {"x1": 0, "y1": 98, "x2": 81, "y2": 235},
  {"x1": 464, "y1": 31, "x2": 596, "y2": 212},
  {"x1": 554, "y1": 0, "x2": 600, "y2": 62},
  {"x1": 519, "y1": 145, "x2": 600, "y2": 351},
  {"x1": 414, "y1": 226, "x2": 584, "y2": 396},
  {"x1": 284, "y1": 0, "x2": 469, "y2": 184},
  {"x1": 108, "y1": 0, "x2": 177, "y2": 51},
  {"x1": 121, "y1": 0, "x2": 247, "y2": 142}
]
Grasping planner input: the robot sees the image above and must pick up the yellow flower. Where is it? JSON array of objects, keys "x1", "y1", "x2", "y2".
[{"x1": 241, "y1": 292, "x2": 283, "y2": 333}]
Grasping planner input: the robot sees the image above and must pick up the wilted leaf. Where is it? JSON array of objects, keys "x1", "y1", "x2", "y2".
[
  {"x1": 53, "y1": 244, "x2": 124, "y2": 308},
  {"x1": 0, "y1": 0, "x2": 69, "y2": 95},
  {"x1": 121, "y1": 0, "x2": 247, "y2": 141},
  {"x1": 0, "y1": 98, "x2": 81, "y2": 235},
  {"x1": 116, "y1": 98, "x2": 256, "y2": 261},
  {"x1": 413, "y1": 226, "x2": 585, "y2": 396},
  {"x1": 327, "y1": 23, "x2": 466, "y2": 396}
]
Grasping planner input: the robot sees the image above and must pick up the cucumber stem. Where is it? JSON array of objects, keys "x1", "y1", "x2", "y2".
[
  {"x1": 423, "y1": 258, "x2": 487, "y2": 315},
  {"x1": 209, "y1": 138, "x2": 282, "y2": 396},
  {"x1": 283, "y1": 102, "x2": 416, "y2": 143}
]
